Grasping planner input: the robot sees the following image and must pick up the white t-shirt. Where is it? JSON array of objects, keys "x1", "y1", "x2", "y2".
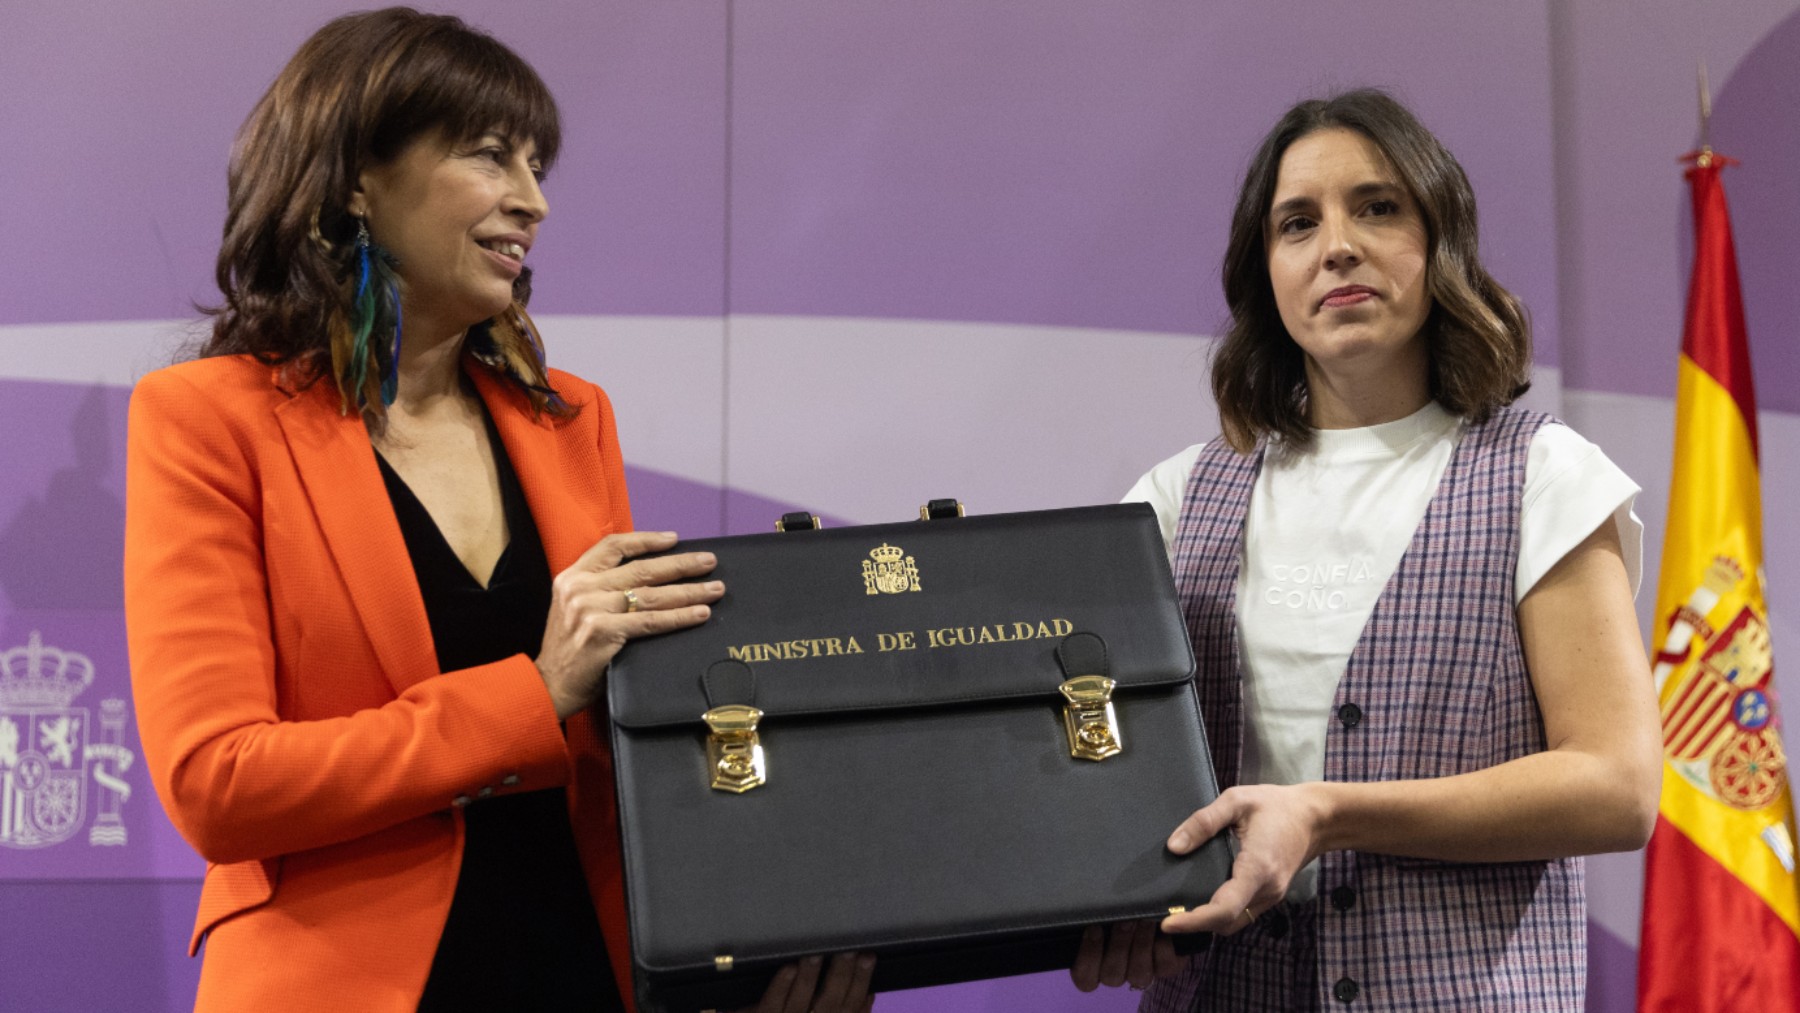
[{"x1": 1124, "y1": 403, "x2": 1642, "y2": 900}]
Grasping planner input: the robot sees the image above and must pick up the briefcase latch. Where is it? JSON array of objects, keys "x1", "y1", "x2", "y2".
[
  {"x1": 1059, "y1": 675, "x2": 1122, "y2": 761},
  {"x1": 703, "y1": 705, "x2": 768, "y2": 792}
]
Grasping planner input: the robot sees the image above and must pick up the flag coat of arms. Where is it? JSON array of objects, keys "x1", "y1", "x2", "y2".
[{"x1": 1638, "y1": 150, "x2": 1800, "y2": 1011}]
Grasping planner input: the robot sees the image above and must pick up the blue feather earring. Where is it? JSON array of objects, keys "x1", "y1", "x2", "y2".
[{"x1": 347, "y1": 219, "x2": 403, "y2": 407}]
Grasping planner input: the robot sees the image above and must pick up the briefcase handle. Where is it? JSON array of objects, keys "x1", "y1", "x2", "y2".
[
  {"x1": 776, "y1": 500, "x2": 963, "y2": 529},
  {"x1": 776, "y1": 511, "x2": 821, "y2": 532},
  {"x1": 919, "y1": 498, "x2": 965, "y2": 520}
]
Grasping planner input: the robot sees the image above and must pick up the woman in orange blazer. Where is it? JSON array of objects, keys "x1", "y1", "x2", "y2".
[{"x1": 124, "y1": 10, "x2": 873, "y2": 1013}]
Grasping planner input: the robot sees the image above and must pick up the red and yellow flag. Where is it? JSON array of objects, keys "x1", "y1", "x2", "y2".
[{"x1": 1638, "y1": 151, "x2": 1800, "y2": 1011}]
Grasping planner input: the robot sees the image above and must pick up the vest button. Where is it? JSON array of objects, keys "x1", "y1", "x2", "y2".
[
  {"x1": 1265, "y1": 909, "x2": 1290, "y2": 939},
  {"x1": 1337, "y1": 703, "x2": 1363, "y2": 728},
  {"x1": 1333, "y1": 976, "x2": 1360, "y2": 1003},
  {"x1": 1331, "y1": 885, "x2": 1357, "y2": 911}
]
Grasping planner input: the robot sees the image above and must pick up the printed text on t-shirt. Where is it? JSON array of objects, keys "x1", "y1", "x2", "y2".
[{"x1": 1261, "y1": 558, "x2": 1378, "y2": 610}]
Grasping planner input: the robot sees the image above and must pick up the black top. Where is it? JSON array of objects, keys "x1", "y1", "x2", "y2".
[{"x1": 375, "y1": 413, "x2": 624, "y2": 1012}]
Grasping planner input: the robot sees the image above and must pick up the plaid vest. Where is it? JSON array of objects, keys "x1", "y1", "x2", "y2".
[{"x1": 1141, "y1": 407, "x2": 1585, "y2": 1012}]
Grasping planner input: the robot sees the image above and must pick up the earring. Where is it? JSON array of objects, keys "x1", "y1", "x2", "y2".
[{"x1": 347, "y1": 219, "x2": 403, "y2": 407}]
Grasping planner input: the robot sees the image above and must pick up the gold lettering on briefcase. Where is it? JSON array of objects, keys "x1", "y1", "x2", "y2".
[{"x1": 862, "y1": 543, "x2": 921, "y2": 595}]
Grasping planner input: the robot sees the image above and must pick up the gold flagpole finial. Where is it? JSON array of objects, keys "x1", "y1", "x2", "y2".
[{"x1": 1697, "y1": 59, "x2": 1713, "y2": 167}]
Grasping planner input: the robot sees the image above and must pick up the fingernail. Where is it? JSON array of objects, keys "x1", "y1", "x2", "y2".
[
  {"x1": 699, "y1": 552, "x2": 717, "y2": 565},
  {"x1": 658, "y1": 531, "x2": 678, "y2": 538},
  {"x1": 804, "y1": 955, "x2": 823, "y2": 968},
  {"x1": 695, "y1": 606, "x2": 711, "y2": 618},
  {"x1": 706, "y1": 581, "x2": 724, "y2": 591},
  {"x1": 858, "y1": 954, "x2": 876, "y2": 970},
  {"x1": 1169, "y1": 831, "x2": 1191, "y2": 851}
]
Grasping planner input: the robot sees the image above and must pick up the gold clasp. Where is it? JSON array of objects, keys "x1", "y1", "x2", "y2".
[
  {"x1": 1059, "y1": 675, "x2": 1122, "y2": 761},
  {"x1": 703, "y1": 705, "x2": 767, "y2": 792}
]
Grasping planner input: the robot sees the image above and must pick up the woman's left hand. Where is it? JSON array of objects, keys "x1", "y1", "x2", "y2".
[
  {"x1": 737, "y1": 952, "x2": 876, "y2": 1013},
  {"x1": 1160, "y1": 783, "x2": 1328, "y2": 936}
]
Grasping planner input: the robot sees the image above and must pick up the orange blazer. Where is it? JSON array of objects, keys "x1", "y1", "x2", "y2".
[{"x1": 124, "y1": 354, "x2": 640, "y2": 1012}]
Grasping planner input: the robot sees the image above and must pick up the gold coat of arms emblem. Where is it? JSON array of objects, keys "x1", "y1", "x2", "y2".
[
  {"x1": 1656, "y1": 557, "x2": 1786, "y2": 813},
  {"x1": 862, "y1": 544, "x2": 921, "y2": 595}
]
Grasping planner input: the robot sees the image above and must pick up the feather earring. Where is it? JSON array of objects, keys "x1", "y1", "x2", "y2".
[{"x1": 347, "y1": 220, "x2": 403, "y2": 408}]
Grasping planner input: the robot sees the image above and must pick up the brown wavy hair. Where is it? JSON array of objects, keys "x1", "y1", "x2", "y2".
[
  {"x1": 201, "y1": 7, "x2": 570, "y2": 417},
  {"x1": 1212, "y1": 89, "x2": 1530, "y2": 452}
]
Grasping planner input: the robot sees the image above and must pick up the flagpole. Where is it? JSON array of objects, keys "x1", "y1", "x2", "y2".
[{"x1": 1697, "y1": 59, "x2": 1712, "y2": 166}]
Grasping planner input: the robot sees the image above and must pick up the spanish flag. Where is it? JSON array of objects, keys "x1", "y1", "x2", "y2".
[{"x1": 1637, "y1": 150, "x2": 1800, "y2": 1010}]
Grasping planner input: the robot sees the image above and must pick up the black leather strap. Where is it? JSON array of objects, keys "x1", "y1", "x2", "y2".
[
  {"x1": 1055, "y1": 632, "x2": 1109, "y2": 680},
  {"x1": 702, "y1": 659, "x2": 757, "y2": 710}
]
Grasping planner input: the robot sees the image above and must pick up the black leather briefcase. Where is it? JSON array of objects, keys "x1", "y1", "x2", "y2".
[{"x1": 605, "y1": 502, "x2": 1232, "y2": 1013}]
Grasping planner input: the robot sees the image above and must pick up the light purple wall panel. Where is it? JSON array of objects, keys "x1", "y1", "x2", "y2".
[
  {"x1": 0, "y1": 1, "x2": 727, "y2": 327},
  {"x1": 1549, "y1": 0, "x2": 1800, "y2": 407},
  {"x1": 727, "y1": 1, "x2": 1561, "y2": 362},
  {"x1": 492, "y1": 2, "x2": 729, "y2": 318}
]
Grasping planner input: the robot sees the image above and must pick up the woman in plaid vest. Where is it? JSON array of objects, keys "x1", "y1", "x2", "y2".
[{"x1": 1074, "y1": 90, "x2": 1660, "y2": 1011}]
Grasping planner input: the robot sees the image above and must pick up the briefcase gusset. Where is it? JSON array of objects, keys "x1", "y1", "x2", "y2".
[{"x1": 606, "y1": 503, "x2": 1232, "y2": 1013}]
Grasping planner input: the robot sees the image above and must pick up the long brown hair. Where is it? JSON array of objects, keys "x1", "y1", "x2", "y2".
[
  {"x1": 1212, "y1": 89, "x2": 1530, "y2": 452},
  {"x1": 202, "y1": 7, "x2": 570, "y2": 416}
]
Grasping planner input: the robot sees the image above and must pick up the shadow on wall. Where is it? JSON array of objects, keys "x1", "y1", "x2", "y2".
[
  {"x1": 1708, "y1": 8, "x2": 1800, "y2": 415},
  {"x1": 0, "y1": 384, "x2": 126, "y2": 612}
]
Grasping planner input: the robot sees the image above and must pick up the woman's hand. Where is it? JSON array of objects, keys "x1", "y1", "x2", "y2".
[
  {"x1": 533, "y1": 530, "x2": 724, "y2": 720},
  {"x1": 738, "y1": 953, "x2": 876, "y2": 1013},
  {"x1": 1069, "y1": 919, "x2": 1180, "y2": 991},
  {"x1": 1070, "y1": 785, "x2": 1325, "y2": 991},
  {"x1": 1160, "y1": 783, "x2": 1329, "y2": 937}
]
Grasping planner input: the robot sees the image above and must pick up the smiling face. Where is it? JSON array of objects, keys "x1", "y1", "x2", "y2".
[
  {"x1": 348, "y1": 131, "x2": 547, "y2": 344},
  {"x1": 1265, "y1": 127, "x2": 1432, "y2": 425}
]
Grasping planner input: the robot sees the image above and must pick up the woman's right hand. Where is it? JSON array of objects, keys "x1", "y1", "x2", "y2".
[{"x1": 533, "y1": 530, "x2": 724, "y2": 719}]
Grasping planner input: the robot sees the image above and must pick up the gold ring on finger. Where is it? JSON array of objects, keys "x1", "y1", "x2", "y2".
[
  {"x1": 1240, "y1": 906, "x2": 1256, "y2": 924},
  {"x1": 623, "y1": 588, "x2": 642, "y2": 613}
]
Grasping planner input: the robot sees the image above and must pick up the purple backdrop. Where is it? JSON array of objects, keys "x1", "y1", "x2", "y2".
[{"x1": 4, "y1": 1, "x2": 1798, "y2": 1011}]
